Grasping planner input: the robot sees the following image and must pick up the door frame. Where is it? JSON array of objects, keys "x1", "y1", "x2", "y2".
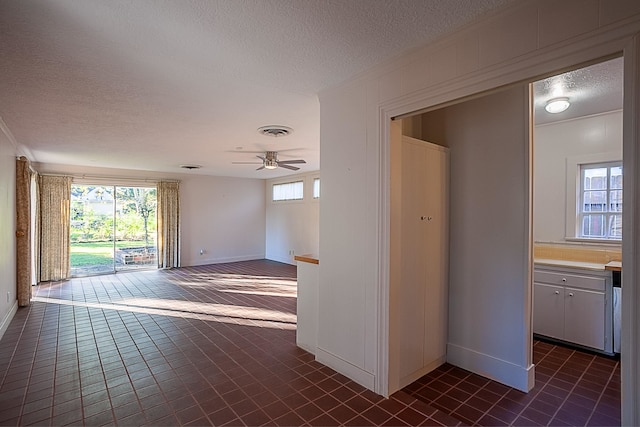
[{"x1": 376, "y1": 31, "x2": 640, "y2": 424}]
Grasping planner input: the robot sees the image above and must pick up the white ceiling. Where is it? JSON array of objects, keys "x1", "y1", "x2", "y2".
[
  {"x1": 0, "y1": 0, "x2": 520, "y2": 178},
  {"x1": 533, "y1": 57, "x2": 623, "y2": 126}
]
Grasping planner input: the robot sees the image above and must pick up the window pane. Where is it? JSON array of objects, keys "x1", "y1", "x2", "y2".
[
  {"x1": 583, "y1": 191, "x2": 606, "y2": 212},
  {"x1": 582, "y1": 214, "x2": 606, "y2": 238},
  {"x1": 609, "y1": 190, "x2": 623, "y2": 212},
  {"x1": 609, "y1": 214, "x2": 623, "y2": 239},
  {"x1": 313, "y1": 178, "x2": 320, "y2": 199},
  {"x1": 273, "y1": 181, "x2": 303, "y2": 201},
  {"x1": 610, "y1": 166, "x2": 623, "y2": 190},
  {"x1": 584, "y1": 167, "x2": 607, "y2": 190}
]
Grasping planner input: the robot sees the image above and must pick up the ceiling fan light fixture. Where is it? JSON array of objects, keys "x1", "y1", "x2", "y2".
[
  {"x1": 264, "y1": 159, "x2": 278, "y2": 169},
  {"x1": 545, "y1": 97, "x2": 570, "y2": 114}
]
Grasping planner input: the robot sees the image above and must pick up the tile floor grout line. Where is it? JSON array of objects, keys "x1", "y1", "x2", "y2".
[{"x1": 584, "y1": 357, "x2": 620, "y2": 426}]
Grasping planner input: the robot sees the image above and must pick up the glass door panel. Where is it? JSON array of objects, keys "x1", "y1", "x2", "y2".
[
  {"x1": 114, "y1": 187, "x2": 157, "y2": 271},
  {"x1": 70, "y1": 185, "x2": 116, "y2": 276}
]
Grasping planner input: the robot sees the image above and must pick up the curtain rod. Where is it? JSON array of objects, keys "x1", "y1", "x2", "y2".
[{"x1": 39, "y1": 173, "x2": 179, "y2": 183}]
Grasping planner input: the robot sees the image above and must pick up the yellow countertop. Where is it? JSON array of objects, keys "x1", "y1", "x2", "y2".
[
  {"x1": 535, "y1": 258, "x2": 622, "y2": 272},
  {"x1": 294, "y1": 254, "x2": 319, "y2": 265},
  {"x1": 605, "y1": 261, "x2": 622, "y2": 272},
  {"x1": 534, "y1": 258, "x2": 606, "y2": 271}
]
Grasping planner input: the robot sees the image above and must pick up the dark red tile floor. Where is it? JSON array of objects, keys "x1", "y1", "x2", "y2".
[{"x1": 0, "y1": 260, "x2": 620, "y2": 426}]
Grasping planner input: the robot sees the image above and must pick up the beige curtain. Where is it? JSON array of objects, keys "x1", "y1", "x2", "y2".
[
  {"x1": 30, "y1": 172, "x2": 40, "y2": 285},
  {"x1": 15, "y1": 157, "x2": 31, "y2": 306},
  {"x1": 39, "y1": 175, "x2": 72, "y2": 282},
  {"x1": 157, "y1": 181, "x2": 180, "y2": 269}
]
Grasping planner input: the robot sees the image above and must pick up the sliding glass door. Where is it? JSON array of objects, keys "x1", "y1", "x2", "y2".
[{"x1": 70, "y1": 184, "x2": 157, "y2": 276}]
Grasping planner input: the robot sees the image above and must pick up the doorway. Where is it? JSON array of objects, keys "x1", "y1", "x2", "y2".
[
  {"x1": 70, "y1": 184, "x2": 158, "y2": 276},
  {"x1": 530, "y1": 56, "x2": 623, "y2": 401}
]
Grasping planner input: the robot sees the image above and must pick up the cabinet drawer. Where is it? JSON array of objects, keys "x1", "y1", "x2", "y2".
[{"x1": 534, "y1": 270, "x2": 605, "y2": 292}]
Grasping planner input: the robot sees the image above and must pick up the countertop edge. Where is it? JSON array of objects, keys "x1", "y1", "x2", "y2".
[
  {"x1": 294, "y1": 255, "x2": 319, "y2": 265},
  {"x1": 534, "y1": 258, "x2": 622, "y2": 272}
]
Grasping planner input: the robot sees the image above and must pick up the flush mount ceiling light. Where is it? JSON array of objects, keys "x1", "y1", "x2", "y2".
[{"x1": 545, "y1": 97, "x2": 571, "y2": 114}]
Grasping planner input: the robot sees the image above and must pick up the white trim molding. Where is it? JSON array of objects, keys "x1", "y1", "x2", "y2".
[{"x1": 447, "y1": 343, "x2": 535, "y2": 392}]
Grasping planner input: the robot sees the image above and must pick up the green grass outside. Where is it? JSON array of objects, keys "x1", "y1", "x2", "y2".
[{"x1": 70, "y1": 240, "x2": 155, "y2": 267}]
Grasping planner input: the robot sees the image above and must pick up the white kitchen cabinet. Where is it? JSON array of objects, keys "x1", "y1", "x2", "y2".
[
  {"x1": 564, "y1": 287, "x2": 605, "y2": 350},
  {"x1": 533, "y1": 283, "x2": 564, "y2": 340},
  {"x1": 389, "y1": 134, "x2": 450, "y2": 392},
  {"x1": 533, "y1": 265, "x2": 612, "y2": 354}
]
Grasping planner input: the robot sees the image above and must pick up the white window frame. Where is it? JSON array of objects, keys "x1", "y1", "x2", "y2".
[
  {"x1": 578, "y1": 161, "x2": 622, "y2": 240},
  {"x1": 565, "y1": 152, "x2": 622, "y2": 243},
  {"x1": 313, "y1": 177, "x2": 320, "y2": 199},
  {"x1": 272, "y1": 180, "x2": 304, "y2": 202}
]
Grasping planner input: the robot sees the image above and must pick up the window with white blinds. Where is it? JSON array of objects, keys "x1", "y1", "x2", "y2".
[{"x1": 272, "y1": 181, "x2": 304, "y2": 201}]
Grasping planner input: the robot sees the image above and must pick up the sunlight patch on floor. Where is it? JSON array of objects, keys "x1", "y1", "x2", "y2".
[{"x1": 31, "y1": 296, "x2": 296, "y2": 330}]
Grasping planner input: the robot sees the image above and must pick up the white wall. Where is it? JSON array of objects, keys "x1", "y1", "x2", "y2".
[
  {"x1": 34, "y1": 163, "x2": 266, "y2": 267},
  {"x1": 265, "y1": 171, "x2": 319, "y2": 265},
  {"x1": 0, "y1": 128, "x2": 17, "y2": 340},
  {"x1": 181, "y1": 175, "x2": 265, "y2": 266},
  {"x1": 534, "y1": 111, "x2": 623, "y2": 242},
  {"x1": 421, "y1": 86, "x2": 533, "y2": 391},
  {"x1": 317, "y1": 0, "x2": 640, "y2": 408}
]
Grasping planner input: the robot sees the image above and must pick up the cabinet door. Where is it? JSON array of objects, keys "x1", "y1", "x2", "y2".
[
  {"x1": 564, "y1": 287, "x2": 605, "y2": 351},
  {"x1": 533, "y1": 283, "x2": 564, "y2": 340}
]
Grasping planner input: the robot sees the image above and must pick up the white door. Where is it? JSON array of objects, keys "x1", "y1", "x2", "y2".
[{"x1": 397, "y1": 136, "x2": 449, "y2": 386}]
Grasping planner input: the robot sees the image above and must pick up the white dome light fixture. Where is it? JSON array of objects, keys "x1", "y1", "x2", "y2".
[{"x1": 545, "y1": 97, "x2": 570, "y2": 114}]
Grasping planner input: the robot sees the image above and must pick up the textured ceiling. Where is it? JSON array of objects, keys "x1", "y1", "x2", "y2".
[
  {"x1": 0, "y1": 0, "x2": 519, "y2": 178},
  {"x1": 533, "y1": 57, "x2": 623, "y2": 126}
]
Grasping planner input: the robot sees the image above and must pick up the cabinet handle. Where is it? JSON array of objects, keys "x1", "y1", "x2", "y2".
[
  {"x1": 568, "y1": 292, "x2": 574, "y2": 297},
  {"x1": 562, "y1": 278, "x2": 567, "y2": 282},
  {"x1": 554, "y1": 290, "x2": 560, "y2": 295}
]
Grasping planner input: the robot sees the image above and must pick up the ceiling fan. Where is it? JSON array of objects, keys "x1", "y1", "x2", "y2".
[{"x1": 233, "y1": 151, "x2": 306, "y2": 171}]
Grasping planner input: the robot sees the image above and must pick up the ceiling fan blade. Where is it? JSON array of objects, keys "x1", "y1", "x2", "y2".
[
  {"x1": 256, "y1": 155, "x2": 266, "y2": 161},
  {"x1": 256, "y1": 165, "x2": 265, "y2": 171},
  {"x1": 277, "y1": 159, "x2": 306, "y2": 165},
  {"x1": 232, "y1": 161, "x2": 263, "y2": 165},
  {"x1": 279, "y1": 164, "x2": 300, "y2": 171}
]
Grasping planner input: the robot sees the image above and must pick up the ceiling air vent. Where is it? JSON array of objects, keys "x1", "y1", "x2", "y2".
[
  {"x1": 180, "y1": 164, "x2": 202, "y2": 170},
  {"x1": 258, "y1": 125, "x2": 293, "y2": 138}
]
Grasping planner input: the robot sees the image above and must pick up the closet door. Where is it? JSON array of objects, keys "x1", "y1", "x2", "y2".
[
  {"x1": 422, "y1": 140, "x2": 449, "y2": 367},
  {"x1": 398, "y1": 138, "x2": 428, "y2": 379},
  {"x1": 398, "y1": 136, "x2": 449, "y2": 385}
]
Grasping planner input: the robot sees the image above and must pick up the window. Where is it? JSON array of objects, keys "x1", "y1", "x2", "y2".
[
  {"x1": 272, "y1": 181, "x2": 303, "y2": 201},
  {"x1": 313, "y1": 178, "x2": 320, "y2": 199},
  {"x1": 579, "y1": 162, "x2": 622, "y2": 240}
]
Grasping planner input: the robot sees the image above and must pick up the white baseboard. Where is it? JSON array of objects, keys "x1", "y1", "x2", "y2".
[
  {"x1": 316, "y1": 347, "x2": 376, "y2": 391},
  {"x1": 0, "y1": 301, "x2": 18, "y2": 342},
  {"x1": 184, "y1": 254, "x2": 265, "y2": 267},
  {"x1": 447, "y1": 342, "x2": 535, "y2": 392},
  {"x1": 296, "y1": 341, "x2": 316, "y2": 356},
  {"x1": 265, "y1": 254, "x2": 296, "y2": 266}
]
